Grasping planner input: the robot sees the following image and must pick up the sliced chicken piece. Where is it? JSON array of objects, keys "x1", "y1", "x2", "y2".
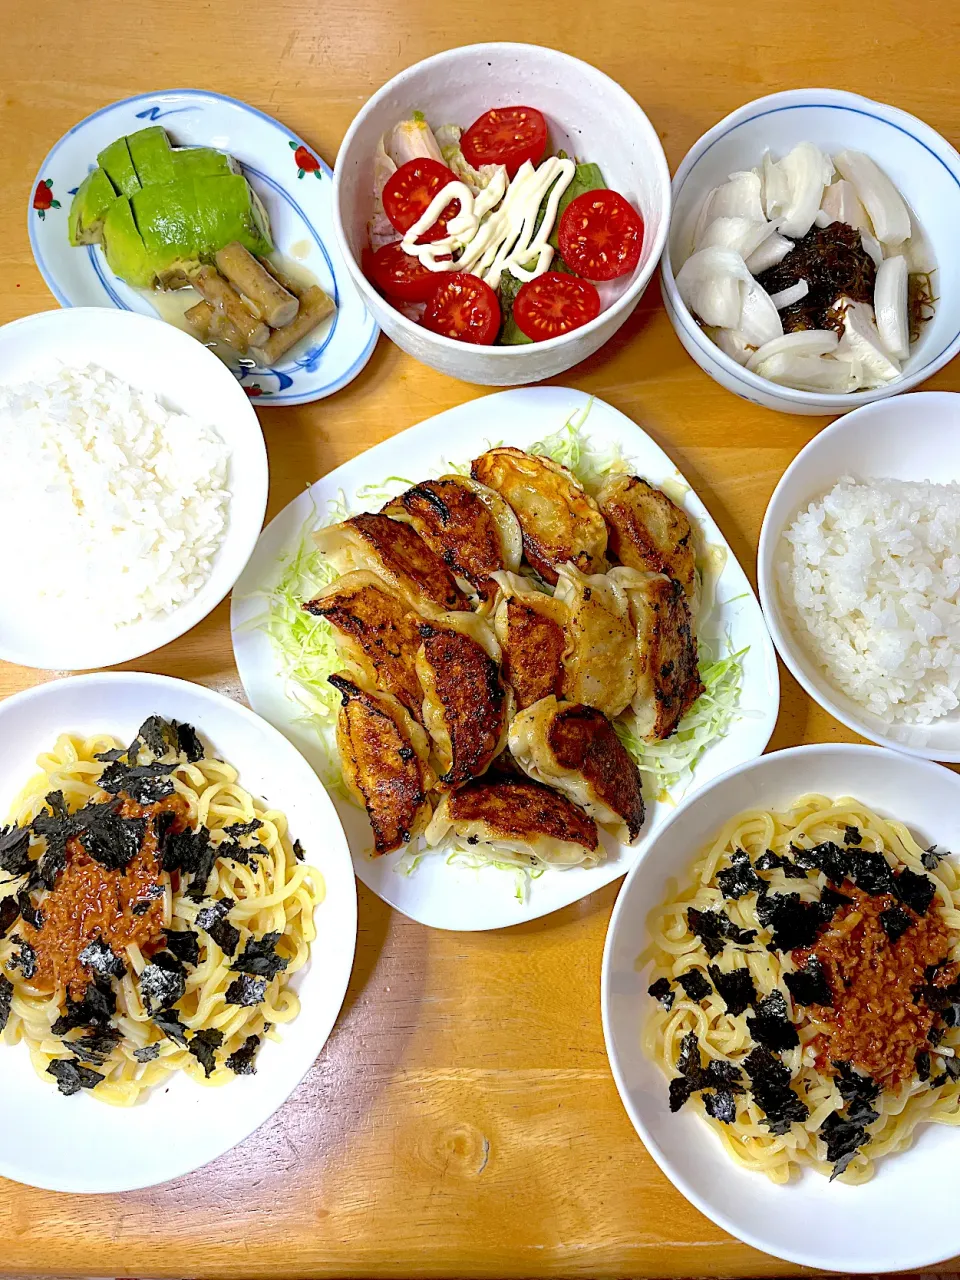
[
  {"x1": 553, "y1": 563, "x2": 637, "y2": 718},
  {"x1": 598, "y1": 474, "x2": 698, "y2": 600},
  {"x1": 415, "y1": 613, "x2": 510, "y2": 789},
  {"x1": 471, "y1": 446, "x2": 607, "y2": 585},
  {"x1": 609, "y1": 567, "x2": 703, "y2": 742},
  {"x1": 490, "y1": 571, "x2": 566, "y2": 710},
  {"x1": 509, "y1": 696, "x2": 645, "y2": 845},
  {"x1": 328, "y1": 673, "x2": 434, "y2": 855},
  {"x1": 304, "y1": 571, "x2": 423, "y2": 724},
  {"x1": 425, "y1": 773, "x2": 600, "y2": 868},
  {"x1": 314, "y1": 512, "x2": 469, "y2": 617},
  {"x1": 381, "y1": 475, "x2": 522, "y2": 606}
]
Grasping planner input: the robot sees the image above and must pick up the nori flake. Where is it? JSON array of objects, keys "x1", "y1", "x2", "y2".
[
  {"x1": 819, "y1": 885, "x2": 853, "y2": 914},
  {"x1": 17, "y1": 889, "x2": 42, "y2": 931},
  {"x1": 138, "y1": 952, "x2": 186, "y2": 1012},
  {"x1": 703, "y1": 1088, "x2": 738, "y2": 1124},
  {"x1": 0, "y1": 974, "x2": 11, "y2": 1032},
  {"x1": 225, "y1": 819, "x2": 262, "y2": 837},
  {"x1": 756, "y1": 892, "x2": 830, "y2": 952},
  {"x1": 293, "y1": 839, "x2": 305, "y2": 863},
  {"x1": 161, "y1": 825, "x2": 218, "y2": 899},
  {"x1": 226, "y1": 1034, "x2": 261, "y2": 1075},
  {"x1": 131, "y1": 882, "x2": 164, "y2": 915},
  {"x1": 0, "y1": 895, "x2": 19, "y2": 938},
  {"x1": 69, "y1": 1025, "x2": 122, "y2": 1065},
  {"x1": 188, "y1": 1027, "x2": 224, "y2": 1078},
  {"x1": 7, "y1": 937, "x2": 37, "y2": 980},
  {"x1": 152, "y1": 1008, "x2": 188, "y2": 1045},
  {"x1": 880, "y1": 904, "x2": 914, "y2": 944},
  {"x1": 847, "y1": 848, "x2": 897, "y2": 898},
  {"x1": 922, "y1": 844, "x2": 949, "y2": 872},
  {"x1": 669, "y1": 1075, "x2": 697, "y2": 1112},
  {"x1": 164, "y1": 927, "x2": 200, "y2": 968},
  {"x1": 52, "y1": 980, "x2": 116, "y2": 1033},
  {"x1": 784, "y1": 957, "x2": 833, "y2": 1007},
  {"x1": 0, "y1": 825, "x2": 32, "y2": 878},
  {"x1": 97, "y1": 759, "x2": 177, "y2": 806},
  {"x1": 34, "y1": 794, "x2": 145, "y2": 875},
  {"x1": 833, "y1": 1059, "x2": 881, "y2": 1112},
  {"x1": 134, "y1": 1043, "x2": 161, "y2": 1063},
  {"x1": 791, "y1": 841, "x2": 847, "y2": 886},
  {"x1": 930, "y1": 1071, "x2": 949, "y2": 1088},
  {"x1": 686, "y1": 907, "x2": 757, "y2": 958},
  {"x1": 895, "y1": 867, "x2": 937, "y2": 916},
  {"x1": 196, "y1": 898, "x2": 239, "y2": 957},
  {"x1": 945, "y1": 1056, "x2": 960, "y2": 1082},
  {"x1": 755, "y1": 849, "x2": 808, "y2": 880},
  {"x1": 136, "y1": 715, "x2": 172, "y2": 756},
  {"x1": 47, "y1": 1057, "x2": 105, "y2": 1097},
  {"x1": 225, "y1": 974, "x2": 267, "y2": 1007},
  {"x1": 743, "y1": 1046, "x2": 809, "y2": 1135},
  {"x1": 716, "y1": 849, "x2": 763, "y2": 900},
  {"x1": 820, "y1": 1109, "x2": 873, "y2": 1180},
  {"x1": 647, "y1": 977, "x2": 674, "y2": 1010},
  {"x1": 929, "y1": 1026, "x2": 946, "y2": 1047},
  {"x1": 746, "y1": 989, "x2": 799, "y2": 1052},
  {"x1": 916, "y1": 1049, "x2": 931, "y2": 1082},
  {"x1": 78, "y1": 937, "x2": 126, "y2": 980},
  {"x1": 94, "y1": 747, "x2": 126, "y2": 764},
  {"x1": 230, "y1": 931, "x2": 288, "y2": 981},
  {"x1": 844, "y1": 825, "x2": 862, "y2": 846},
  {"x1": 706, "y1": 964, "x2": 756, "y2": 1016},
  {"x1": 676, "y1": 969, "x2": 713, "y2": 1002},
  {"x1": 174, "y1": 720, "x2": 204, "y2": 763}
]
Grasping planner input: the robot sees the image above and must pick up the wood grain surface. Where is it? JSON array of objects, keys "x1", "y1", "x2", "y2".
[{"x1": 2, "y1": 0, "x2": 959, "y2": 1275}]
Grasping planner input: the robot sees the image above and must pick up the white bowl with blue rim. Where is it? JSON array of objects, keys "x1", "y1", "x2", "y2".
[
  {"x1": 28, "y1": 88, "x2": 378, "y2": 406},
  {"x1": 660, "y1": 89, "x2": 960, "y2": 416}
]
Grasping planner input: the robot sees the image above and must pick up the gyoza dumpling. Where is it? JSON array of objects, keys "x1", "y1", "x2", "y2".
[
  {"x1": 328, "y1": 673, "x2": 434, "y2": 855},
  {"x1": 314, "y1": 512, "x2": 469, "y2": 617},
  {"x1": 425, "y1": 774, "x2": 600, "y2": 869},
  {"x1": 509, "y1": 696, "x2": 645, "y2": 844},
  {"x1": 553, "y1": 563, "x2": 637, "y2": 719},
  {"x1": 415, "y1": 612, "x2": 510, "y2": 789},
  {"x1": 490, "y1": 570, "x2": 567, "y2": 710},
  {"x1": 471, "y1": 446, "x2": 607, "y2": 585},
  {"x1": 608, "y1": 567, "x2": 703, "y2": 741},
  {"x1": 381, "y1": 475, "x2": 522, "y2": 607},
  {"x1": 598, "y1": 473, "x2": 699, "y2": 604},
  {"x1": 304, "y1": 571, "x2": 423, "y2": 724}
]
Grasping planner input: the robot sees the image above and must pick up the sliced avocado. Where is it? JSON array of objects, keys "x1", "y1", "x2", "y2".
[
  {"x1": 68, "y1": 167, "x2": 118, "y2": 246},
  {"x1": 101, "y1": 197, "x2": 155, "y2": 287},
  {"x1": 131, "y1": 180, "x2": 201, "y2": 273},
  {"x1": 192, "y1": 174, "x2": 273, "y2": 258},
  {"x1": 127, "y1": 126, "x2": 176, "y2": 187},
  {"x1": 172, "y1": 146, "x2": 238, "y2": 180},
  {"x1": 97, "y1": 136, "x2": 141, "y2": 197}
]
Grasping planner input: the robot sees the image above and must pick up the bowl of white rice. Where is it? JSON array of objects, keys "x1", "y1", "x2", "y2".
[
  {"x1": 758, "y1": 391, "x2": 960, "y2": 760},
  {"x1": 0, "y1": 308, "x2": 267, "y2": 670}
]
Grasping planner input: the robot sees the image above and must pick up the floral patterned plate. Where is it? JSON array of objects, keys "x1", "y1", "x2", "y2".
[{"x1": 28, "y1": 89, "x2": 378, "y2": 404}]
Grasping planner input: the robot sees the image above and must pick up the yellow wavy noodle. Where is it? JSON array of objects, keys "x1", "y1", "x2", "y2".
[
  {"x1": 0, "y1": 733, "x2": 325, "y2": 1106},
  {"x1": 643, "y1": 794, "x2": 960, "y2": 1183}
]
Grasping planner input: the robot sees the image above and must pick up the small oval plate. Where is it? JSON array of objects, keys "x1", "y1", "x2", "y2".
[{"x1": 28, "y1": 88, "x2": 378, "y2": 405}]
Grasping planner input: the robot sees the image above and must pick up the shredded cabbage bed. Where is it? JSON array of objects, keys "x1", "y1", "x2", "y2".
[{"x1": 253, "y1": 402, "x2": 747, "y2": 893}]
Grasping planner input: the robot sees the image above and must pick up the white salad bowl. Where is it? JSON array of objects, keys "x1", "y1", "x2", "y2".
[
  {"x1": 333, "y1": 42, "x2": 670, "y2": 386},
  {"x1": 758, "y1": 391, "x2": 960, "y2": 760},
  {"x1": 0, "y1": 307, "x2": 267, "y2": 671},
  {"x1": 660, "y1": 88, "x2": 960, "y2": 416},
  {"x1": 602, "y1": 742, "x2": 960, "y2": 1271}
]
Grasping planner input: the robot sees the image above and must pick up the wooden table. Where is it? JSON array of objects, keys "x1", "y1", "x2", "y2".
[{"x1": 1, "y1": 1, "x2": 958, "y2": 1275}]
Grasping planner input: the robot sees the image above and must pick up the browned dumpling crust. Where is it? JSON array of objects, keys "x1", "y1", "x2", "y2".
[
  {"x1": 444, "y1": 775, "x2": 599, "y2": 853},
  {"x1": 500, "y1": 596, "x2": 566, "y2": 710},
  {"x1": 471, "y1": 446, "x2": 607, "y2": 585},
  {"x1": 328, "y1": 673, "x2": 432, "y2": 856},
  {"x1": 599, "y1": 474, "x2": 696, "y2": 596},
  {"x1": 546, "y1": 704, "x2": 645, "y2": 843}
]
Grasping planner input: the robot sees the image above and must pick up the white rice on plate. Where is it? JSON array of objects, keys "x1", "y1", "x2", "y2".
[
  {"x1": 0, "y1": 364, "x2": 230, "y2": 627},
  {"x1": 778, "y1": 476, "x2": 960, "y2": 724}
]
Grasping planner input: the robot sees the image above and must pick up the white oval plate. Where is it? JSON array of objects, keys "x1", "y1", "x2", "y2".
[
  {"x1": 0, "y1": 307, "x2": 268, "y2": 671},
  {"x1": 602, "y1": 743, "x2": 960, "y2": 1272},
  {"x1": 231, "y1": 386, "x2": 779, "y2": 931},
  {"x1": 0, "y1": 672, "x2": 356, "y2": 1193},
  {"x1": 28, "y1": 88, "x2": 377, "y2": 405},
  {"x1": 759, "y1": 391, "x2": 960, "y2": 761}
]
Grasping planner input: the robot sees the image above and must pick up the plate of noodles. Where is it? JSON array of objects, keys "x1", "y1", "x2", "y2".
[
  {"x1": 602, "y1": 743, "x2": 960, "y2": 1271},
  {"x1": 0, "y1": 671, "x2": 356, "y2": 1193}
]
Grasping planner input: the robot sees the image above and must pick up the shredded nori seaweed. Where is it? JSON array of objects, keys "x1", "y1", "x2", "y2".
[
  {"x1": 703, "y1": 1088, "x2": 739, "y2": 1123},
  {"x1": 756, "y1": 222, "x2": 876, "y2": 333},
  {"x1": 791, "y1": 841, "x2": 847, "y2": 886},
  {"x1": 676, "y1": 969, "x2": 712, "y2": 1002},
  {"x1": 225, "y1": 975, "x2": 267, "y2": 1007},
  {"x1": 47, "y1": 1057, "x2": 105, "y2": 1096},
  {"x1": 686, "y1": 907, "x2": 757, "y2": 958},
  {"x1": 844, "y1": 825, "x2": 862, "y2": 846},
  {"x1": 0, "y1": 974, "x2": 11, "y2": 1032},
  {"x1": 33, "y1": 792, "x2": 146, "y2": 875},
  {"x1": 706, "y1": 964, "x2": 756, "y2": 1016},
  {"x1": 756, "y1": 892, "x2": 832, "y2": 952},
  {"x1": 225, "y1": 819, "x2": 262, "y2": 837},
  {"x1": 164, "y1": 928, "x2": 200, "y2": 968},
  {"x1": 820, "y1": 1109, "x2": 872, "y2": 1179},
  {"x1": 131, "y1": 883, "x2": 164, "y2": 915},
  {"x1": 754, "y1": 849, "x2": 808, "y2": 880},
  {"x1": 69, "y1": 1025, "x2": 122, "y2": 1065},
  {"x1": 97, "y1": 760, "x2": 177, "y2": 806},
  {"x1": 196, "y1": 898, "x2": 239, "y2": 957},
  {"x1": 0, "y1": 896, "x2": 19, "y2": 938},
  {"x1": 916, "y1": 1049, "x2": 931, "y2": 1082},
  {"x1": 743, "y1": 1046, "x2": 809, "y2": 1135},
  {"x1": 647, "y1": 977, "x2": 674, "y2": 1010},
  {"x1": 880, "y1": 904, "x2": 914, "y2": 944},
  {"x1": 716, "y1": 850, "x2": 763, "y2": 900},
  {"x1": 78, "y1": 937, "x2": 126, "y2": 980},
  {"x1": 0, "y1": 825, "x2": 32, "y2": 878},
  {"x1": 16, "y1": 889, "x2": 42, "y2": 931},
  {"x1": 7, "y1": 937, "x2": 37, "y2": 979},
  {"x1": 226, "y1": 1034, "x2": 261, "y2": 1075},
  {"x1": 922, "y1": 844, "x2": 949, "y2": 872},
  {"x1": 138, "y1": 952, "x2": 186, "y2": 1012},
  {"x1": 746, "y1": 989, "x2": 799, "y2": 1052},
  {"x1": 174, "y1": 720, "x2": 204, "y2": 763},
  {"x1": 134, "y1": 1043, "x2": 161, "y2": 1063},
  {"x1": 293, "y1": 839, "x2": 305, "y2": 863},
  {"x1": 137, "y1": 716, "x2": 172, "y2": 757},
  {"x1": 895, "y1": 868, "x2": 936, "y2": 916},
  {"x1": 230, "y1": 931, "x2": 288, "y2": 980},
  {"x1": 152, "y1": 1008, "x2": 188, "y2": 1045},
  {"x1": 846, "y1": 848, "x2": 897, "y2": 898},
  {"x1": 784, "y1": 957, "x2": 833, "y2": 1007},
  {"x1": 52, "y1": 980, "x2": 116, "y2": 1033},
  {"x1": 188, "y1": 1027, "x2": 224, "y2": 1078}
]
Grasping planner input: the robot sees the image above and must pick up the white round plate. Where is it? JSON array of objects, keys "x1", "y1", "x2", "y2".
[
  {"x1": 0, "y1": 307, "x2": 267, "y2": 671},
  {"x1": 28, "y1": 88, "x2": 377, "y2": 404},
  {"x1": 0, "y1": 672, "x2": 357, "y2": 1193},
  {"x1": 602, "y1": 743, "x2": 960, "y2": 1272},
  {"x1": 759, "y1": 391, "x2": 960, "y2": 760},
  {"x1": 230, "y1": 386, "x2": 780, "y2": 931}
]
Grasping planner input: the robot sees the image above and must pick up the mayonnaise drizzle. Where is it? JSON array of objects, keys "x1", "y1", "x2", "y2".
[{"x1": 401, "y1": 156, "x2": 576, "y2": 290}]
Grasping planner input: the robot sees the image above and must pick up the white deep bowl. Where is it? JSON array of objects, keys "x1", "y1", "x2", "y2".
[
  {"x1": 333, "y1": 42, "x2": 670, "y2": 386},
  {"x1": 602, "y1": 743, "x2": 960, "y2": 1271},
  {"x1": 0, "y1": 308, "x2": 267, "y2": 670},
  {"x1": 758, "y1": 391, "x2": 960, "y2": 760},
  {"x1": 660, "y1": 88, "x2": 960, "y2": 416}
]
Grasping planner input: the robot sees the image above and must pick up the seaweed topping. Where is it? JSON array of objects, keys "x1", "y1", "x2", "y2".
[
  {"x1": 134, "y1": 1043, "x2": 161, "y2": 1063},
  {"x1": 755, "y1": 849, "x2": 808, "y2": 880},
  {"x1": 847, "y1": 848, "x2": 897, "y2": 898},
  {"x1": 196, "y1": 898, "x2": 239, "y2": 957},
  {"x1": 668, "y1": 1031, "x2": 746, "y2": 1115},
  {"x1": 0, "y1": 825, "x2": 32, "y2": 879},
  {"x1": 929, "y1": 1026, "x2": 946, "y2": 1047},
  {"x1": 746, "y1": 989, "x2": 800, "y2": 1052},
  {"x1": 834, "y1": 1059, "x2": 882, "y2": 1110},
  {"x1": 160, "y1": 825, "x2": 218, "y2": 900},
  {"x1": 188, "y1": 1027, "x2": 224, "y2": 1078},
  {"x1": 706, "y1": 964, "x2": 756, "y2": 1017},
  {"x1": 946, "y1": 1056, "x2": 960, "y2": 1082},
  {"x1": 94, "y1": 747, "x2": 126, "y2": 764},
  {"x1": 225, "y1": 819, "x2": 262, "y2": 838},
  {"x1": 784, "y1": 957, "x2": 833, "y2": 1007},
  {"x1": 7, "y1": 937, "x2": 37, "y2": 980},
  {"x1": 755, "y1": 222, "x2": 876, "y2": 333},
  {"x1": 676, "y1": 969, "x2": 712, "y2": 1002},
  {"x1": 152, "y1": 1008, "x2": 188, "y2": 1045},
  {"x1": 791, "y1": 841, "x2": 846, "y2": 885},
  {"x1": 33, "y1": 793, "x2": 147, "y2": 875},
  {"x1": 230, "y1": 931, "x2": 288, "y2": 980},
  {"x1": 844, "y1": 825, "x2": 862, "y2": 846},
  {"x1": 78, "y1": 937, "x2": 126, "y2": 980},
  {"x1": 137, "y1": 715, "x2": 171, "y2": 757},
  {"x1": 743, "y1": 1046, "x2": 809, "y2": 1135},
  {"x1": 17, "y1": 889, "x2": 42, "y2": 931},
  {"x1": 163, "y1": 928, "x2": 200, "y2": 968},
  {"x1": 69, "y1": 1025, "x2": 122, "y2": 1065},
  {"x1": 647, "y1": 977, "x2": 674, "y2": 1010},
  {"x1": 922, "y1": 845, "x2": 949, "y2": 872},
  {"x1": 97, "y1": 759, "x2": 177, "y2": 806},
  {"x1": 716, "y1": 850, "x2": 763, "y2": 900},
  {"x1": 880, "y1": 904, "x2": 913, "y2": 945},
  {"x1": 132, "y1": 882, "x2": 164, "y2": 915},
  {"x1": 703, "y1": 1089, "x2": 738, "y2": 1123},
  {"x1": 225, "y1": 974, "x2": 267, "y2": 1007},
  {"x1": 0, "y1": 896, "x2": 19, "y2": 938},
  {"x1": 895, "y1": 868, "x2": 937, "y2": 917},
  {"x1": 819, "y1": 1109, "x2": 872, "y2": 1180},
  {"x1": 756, "y1": 892, "x2": 833, "y2": 952},
  {"x1": 226, "y1": 1034, "x2": 261, "y2": 1075},
  {"x1": 174, "y1": 720, "x2": 204, "y2": 763},
  {"x1": 138, "y1": 951, "x2": 186, "y2": 1012},
  {"x1": 686, "y1": 907, "x2": 757, "y2": 958},
  {"x1": 916, "y1": 1049, "x2": 931, "y2": 1082},
  {"x1": 47, "y1": 1057, "x2": 105, "y2": 1097},
  {"x1": 293, "y1": 839, "x2": 305, "y2": 863},
  {"x1": 819, "y1": 885, "x2": 853, "y2": 913},
  {"x1": 52, "y1": 979, "x2": 116, "y2": 1033},
  {"x1": 0, "y1": 974, "x2": 11, "y2": 1032}
]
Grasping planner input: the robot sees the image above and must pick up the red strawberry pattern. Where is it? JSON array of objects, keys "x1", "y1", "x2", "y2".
[
  {"x1": 289, "y1": 140, "x2": 321, "y2": 180},
  {"x1": 243, "y1": 383, "x2": 264, "y2": 398},
  {"x1": 33, "y1": 178, "x2": 61, "y2": 220}
]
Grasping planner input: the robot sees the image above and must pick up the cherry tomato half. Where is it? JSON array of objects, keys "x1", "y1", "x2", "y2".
[
  {"x1": 557, "y1": 190, "x2": 644, "y2": 281},
  {"x1": 382, "y1": 158, "x2": 460, "y2": 243},
  {"x1": 512, "y1": 272, "x2": 601, "y2": 341},
  {"x1": 461, "y1": 106, "x2": 548, "y2": 178},
  {"x1": 422, "y1": 272, "x2": 500, "y2": 345},
  {"x1": 366, "y1": 241, "x2": 443, "y2": 302}
]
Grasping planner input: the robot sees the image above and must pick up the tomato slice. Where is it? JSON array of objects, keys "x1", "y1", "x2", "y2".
[
  {"x1": 382, "y1": 158, "x2": 460, "y2": 244},
  {"x1": 461, "y1": 106, "x2": 548, "y2": 178},
  {"x1": 557, "y1": 190, "x2": 644, "y2": 281},
  {"x1": 512, "y1": 272, "x2": 601, "y2": 341},
  {"x1": 366, "y1": 241, "x2": 443, "y2": 302},
  {"x1": 422, "y1": 272, "x2": 500, "y2": 345}
]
